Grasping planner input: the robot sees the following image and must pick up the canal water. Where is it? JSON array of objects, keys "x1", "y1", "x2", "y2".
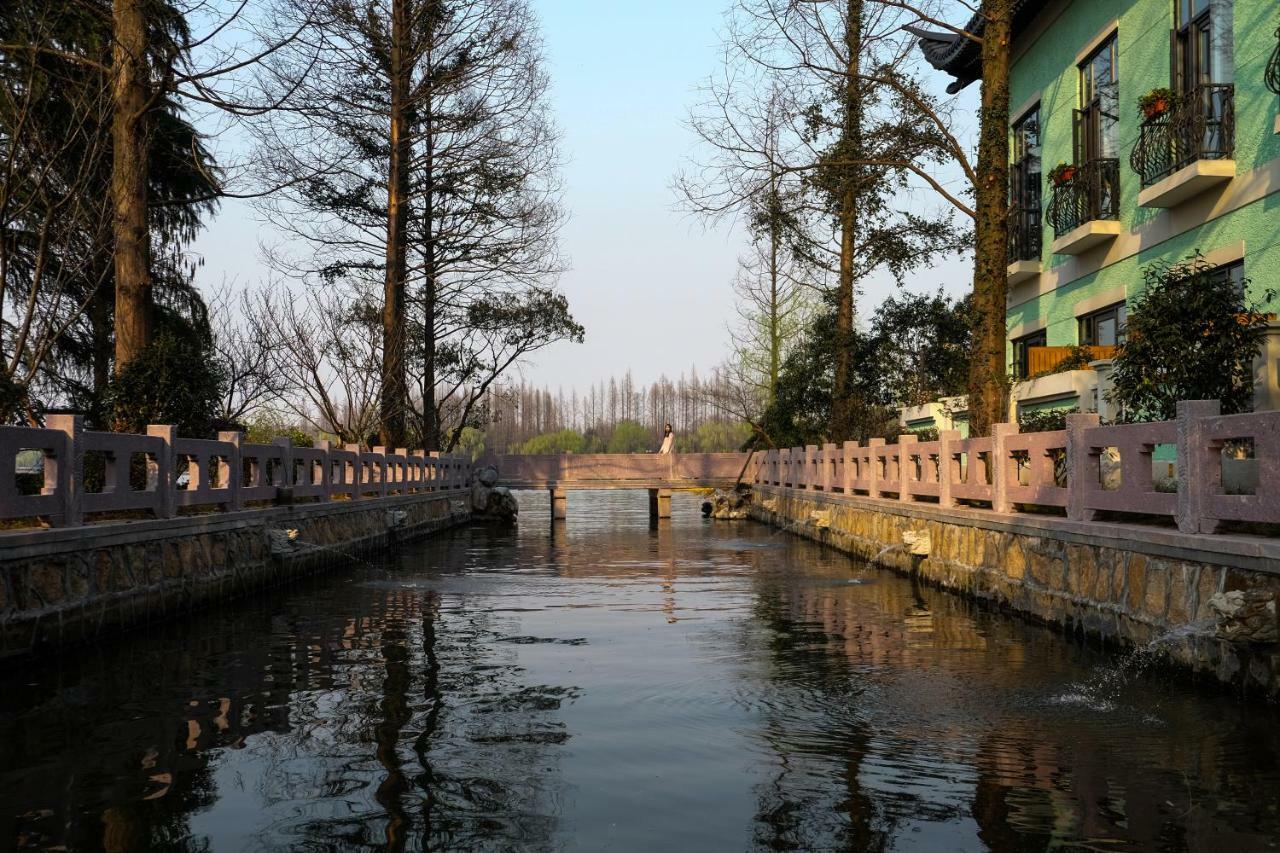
[{"x1": 2, "y1": 492, "x2": 1279, "y2": 852}]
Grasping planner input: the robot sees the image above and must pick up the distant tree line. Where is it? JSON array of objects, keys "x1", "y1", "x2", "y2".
[{"x1": 473, "y1": 371, "x2": 752, "y2": 455}]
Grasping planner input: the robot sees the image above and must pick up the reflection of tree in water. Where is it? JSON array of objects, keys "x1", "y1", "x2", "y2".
[
  {"x1": 746, "y1": 570, "x2": 891, "y2": 852},
  {"x1": 2, "y1": 536, "x2": 576, "y2": 852},
  {"x1": 0, "y1": 597, "x2": 296, "y2": 852}
]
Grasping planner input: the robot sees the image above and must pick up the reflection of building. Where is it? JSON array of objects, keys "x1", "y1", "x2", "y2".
[{"x1": 905, "y1": 0, "x2": 1280, "y2": 426}]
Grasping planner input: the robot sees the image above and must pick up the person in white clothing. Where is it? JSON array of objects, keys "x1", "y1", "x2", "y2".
[{"x1": 658, "y1": 423, "x2": 674, "y2": 454}]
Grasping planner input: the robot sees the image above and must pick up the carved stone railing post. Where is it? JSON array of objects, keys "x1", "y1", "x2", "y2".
[
  {"x1": 938, "y1": 430, "x2": 959, "y2": 508},
  {"x1": 842, "y1": 441, "x2": 857, "y2": 493},
  {"x1": 897, "y1": 434, "x2": 917, "y2": 502},
  {"x1": 344, "y1": 443, "x2": 362, "y2": 499},
  {"x1": 1177, "y1": 399, "x2": 1221, "y2": 534},
  {"x1": 146, "y1": 424, "x2": 177, "y2": 519},
  {"x1": 217, "y1": 430, "x2": 244, "y2": 511},
  {"x1": 273, "y1": 437, "x2": 294, "y2": 498},
  {"x1": 1066, "y1": 413, "x2": 1102, "y2": 522},
  {"x1": 991, "y1": 422, "x2": 1019, "y2": 514},
  {"x1": 867, "y1": 438, "x2": 885, "y2": 499},
  {"x1": 46, "y1": 414, "x2": 83, "y2": 527}
]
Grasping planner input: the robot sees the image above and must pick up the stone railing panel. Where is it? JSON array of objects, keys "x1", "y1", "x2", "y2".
[
  {"x1": 903, "y1": 436, "x2": 942, "y2": 501},
  {"x1": 1003, "y1": 429, "x2": 1068, "y2": 509},
  {"x1": 1077, "y1": 421, "x2": 1177, "y2": 518},
  {"x1": 949, "y1": 435, "x2": 994, "y2": 504},
  {"x1": 0, "y1": 425, "x2": 69, "y2": 524},
  {"x1": 1198, "y1": 409, "x2": 1280, "y2": 526},
  {"x1": 239, "y1": 442, "x2": 289, "y2": 504},
  {"x1": 173, "y1": 436, "x2": 238, "y2": 510},
  {"x1": 290, "y1": 445, "x2": 330, "y2": 501},
  {"x1": 79, "y1": 429, "x2": 167, "y2": 517}
]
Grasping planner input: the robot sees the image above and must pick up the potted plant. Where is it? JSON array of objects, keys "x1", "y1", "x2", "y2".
[
  {"x1": 1138, "y1": 87, "x2": 1174, "y2": 120},
  {"x1": 1048, "y1": 162, "x2": 1076, "y2": 187}
]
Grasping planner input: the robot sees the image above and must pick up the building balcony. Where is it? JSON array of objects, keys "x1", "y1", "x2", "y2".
[
  {"x1": 1007, "y1": 207, "x2": 1041, "y2": 283},
  {"x1": 1046, "y1": 159, "x2": 1120, "y2": 255},
  {"x1": 1025, "y1": 345, "x2": 1116, "y2": 377},
  {"x1": 1130, "y1": 84, "x2": 1235, "y2": 208}
]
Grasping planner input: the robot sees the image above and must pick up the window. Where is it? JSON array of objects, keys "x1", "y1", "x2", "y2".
[
  {"x1": 1209, "y1": 258, "x2": 1244, "y2": 292},
  {"x1": 1009, "y1": 106, "x2": 1042, "y2": 262},
  {"x1": 1078, "y1": 302, "x2": 1127, "y2": 347},
  {"x1": 1012, "y1": 329, "x2": 1047, "y2": 380},
  {"x1": 1176, "y1": 0, "x2": 1213, "y2": 91},
  {"x1": 1077, "y1": 35, "x2": 1119, "y2": 162}
]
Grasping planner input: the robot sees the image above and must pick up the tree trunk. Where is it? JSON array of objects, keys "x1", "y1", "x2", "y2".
[
  {"x1": 111, "y1": 0, "x2": 151, "y2": 371},
  {"x1": 380, "y1": 0, "x2": 410, "y2": 448},
  {"x1": 829, "y1": 0, "x2": 863, "y2": 441},
  {"x1": 420, "y1": 60, "x2": 441, "y2": 453},
  {"x1": 767, "y1": 170, "x2": 781, "y2": 405},
  {"x1": 967, "y1": 0, "x2": 1014, "y2": 436}
]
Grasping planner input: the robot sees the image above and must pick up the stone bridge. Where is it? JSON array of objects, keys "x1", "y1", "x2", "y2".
[{"x1": 476, "y1": 453, "x2": 753, "y2": 518}]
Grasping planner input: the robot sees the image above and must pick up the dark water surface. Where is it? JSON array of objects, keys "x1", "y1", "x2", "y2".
[{"x1": 3, "y1": 492, "x2": 1280, "y2": 852}]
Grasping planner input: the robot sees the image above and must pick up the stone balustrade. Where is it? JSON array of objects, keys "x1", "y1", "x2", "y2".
[
  {"x1": 0, "y1": 415, "x2": 471, "y2": 528},
  {"x1": 753, "y1": 400, "x2": 1279, "y2": 535},
  {"x1": 480, "y1": 451, "x2": 747, "y2": 487}
]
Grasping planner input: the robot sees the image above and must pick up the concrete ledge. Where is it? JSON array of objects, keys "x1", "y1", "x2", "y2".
[
  {"x1": 1007, "y1": 259, "x2": 1041, "y2": 285},
  {"x1": 1138, "y1": 159, "x2": 1234, "y2": 209},
  {"x1": 1050, "y1": 219, "x2": 1122, "y2": 255}
]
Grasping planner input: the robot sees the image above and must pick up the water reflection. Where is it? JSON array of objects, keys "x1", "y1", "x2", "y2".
[{"x1": 2, "y1": 490, "x2": 1279, "y2": 851}]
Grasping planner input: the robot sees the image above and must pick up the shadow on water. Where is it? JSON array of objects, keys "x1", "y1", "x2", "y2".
[{"x1": 3, "y1": 490, "x2": 1280, "y2": 851}]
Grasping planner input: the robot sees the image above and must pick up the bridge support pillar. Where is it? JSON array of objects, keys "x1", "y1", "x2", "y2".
[
  {"x1": 648, "y1": 488, "x2": 671, "y2": 520},
  {"x1": 550, "y1": 487, "x2": 568, "y2": 520}
]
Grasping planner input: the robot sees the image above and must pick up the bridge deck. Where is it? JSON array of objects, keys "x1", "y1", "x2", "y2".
[
  {"x1": 478, "y1": 453, "x2": 752, "y2": 515},
  {"x1": 500, "y1": 478, "x2": 738, "y2": 491}
]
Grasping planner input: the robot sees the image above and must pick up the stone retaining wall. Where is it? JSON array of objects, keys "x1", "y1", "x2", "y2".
[
  {"x1": 751, "y1": 485, "x2": 1280, "y2": 700},
  {"x1": 0, "y1": 492, "x2": 469, "y2": 660}
]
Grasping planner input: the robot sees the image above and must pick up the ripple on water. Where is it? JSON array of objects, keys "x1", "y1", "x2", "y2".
[{"x1": 3, "y1": 492, "x2": 1280, "y2": 852}]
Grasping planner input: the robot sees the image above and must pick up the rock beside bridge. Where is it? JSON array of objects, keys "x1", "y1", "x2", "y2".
[
  {"x1": 471, "y1": 466, "x2": 518, "y2": 523},
  {"x1": 702, "y1": 485, "x2": 753, "y2": 520}
]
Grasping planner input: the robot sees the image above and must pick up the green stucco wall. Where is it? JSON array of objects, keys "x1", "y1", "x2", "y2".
[{"x1": 1007, "y1": 0, "x2": 1280, "y2": 353}]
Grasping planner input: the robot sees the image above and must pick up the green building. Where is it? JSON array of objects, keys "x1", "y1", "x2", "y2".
[{"x1": 908, "y1": 0, "x2": 1280, "y2": 426}]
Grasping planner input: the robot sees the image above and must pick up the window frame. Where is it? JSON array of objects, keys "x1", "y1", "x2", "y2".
[
  {"x1": 1077, "y1": 34, "x2": 1120, "y2": 163},
  {"x1": 1077, "y1": 301, "x2": 1127, "y2": 348},
  {"x1": 1011, "y1": 328, "x2": 1048, "y2": 380}
]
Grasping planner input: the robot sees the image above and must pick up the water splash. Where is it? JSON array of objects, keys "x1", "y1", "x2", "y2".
[
  {"x1": 873, "y1": 543, "x2": 905, "y2": 563},
  {"x1": 1053, "y1": 620, "x2": 1216, "y2": 712}
]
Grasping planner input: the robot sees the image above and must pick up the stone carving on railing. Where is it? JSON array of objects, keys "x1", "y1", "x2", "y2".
[
  {"x1": 752, "y1": 401, "x2": 1277, "y2": 536},
  {"x1": 0, "y1": 415, "x2": 470, "y2": 528}
]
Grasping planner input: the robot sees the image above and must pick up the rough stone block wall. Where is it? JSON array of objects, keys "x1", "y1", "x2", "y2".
[
  {"x1": 0, "y1": 493, "x2": 468, "y2": 660},
  {"x1": 752, "y1": 486, "x2": 1280, "y2": 700}
]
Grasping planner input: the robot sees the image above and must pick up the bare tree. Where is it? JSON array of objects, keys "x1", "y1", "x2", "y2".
[
  {"x1": 682, "y1": 0, "x2": 967, "y2": 441},
  {"x1": 249, "y1": 286, "x2": 382, "y2": 444},
  {"x1": 208, "y1": 284, "x2": 286, "y2": 424},
  {"x1": 254, "y1": 0, "x2": 573, "y2": 451}
]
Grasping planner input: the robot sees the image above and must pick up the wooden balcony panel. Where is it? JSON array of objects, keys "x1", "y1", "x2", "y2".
[{"x1": 1025, "y1": 345, "x2": 1117, "y2": 377}]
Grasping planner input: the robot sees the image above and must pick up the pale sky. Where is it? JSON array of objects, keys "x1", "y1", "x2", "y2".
[{"x1": 190, "y1": 0, "x2": 976, "y2": 393}]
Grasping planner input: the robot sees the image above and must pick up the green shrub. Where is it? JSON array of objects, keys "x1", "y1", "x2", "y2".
[
  {"x1": 1109, "y1": 254, "x2": 1274, "y2": 422},
  {"x1": 1018, "y1": 407, "x2": 1077, "y2": 434},
  {"x1": 106, "y1": 333, "x2": 227, "y2": 437}
]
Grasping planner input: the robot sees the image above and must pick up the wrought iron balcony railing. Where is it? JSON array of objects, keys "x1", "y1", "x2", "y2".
[
  {"x1": 1268, "y1": 27, "x2": 1280, "y2": 95},
  {"x1": 1008, "y1": 205, "x2": 1041, "y2": 263},
  {"x1": 1129, "y1": 84, "x2": 1234, "y2": 187},
  {"x1": 1046, "y1": 158, "x2": 1120, "y2": 238}
]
